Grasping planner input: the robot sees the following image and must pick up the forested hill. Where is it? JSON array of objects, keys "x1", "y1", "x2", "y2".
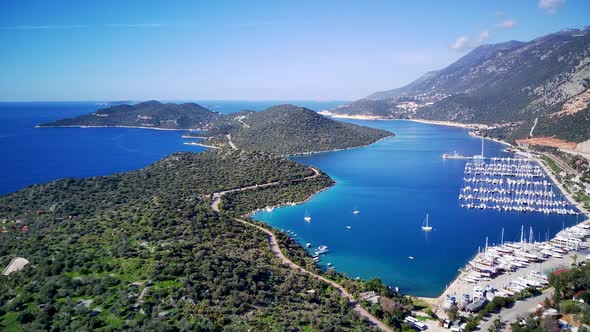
[
  {"x1": 0, "y1": 150, "x2": 396, "y2": 331},
  {"x1": 39, "y1": 100, "x2": 222, "y2": 130},
  {"x1": 328, "y1": 27, "x2": 590, "y2": 143},
  {"x1": 217, "y1": 104, "x2": 393, "y2": 155},
  {"x1": 39, "y1": 101, "x2": 393, "y2": 154}
]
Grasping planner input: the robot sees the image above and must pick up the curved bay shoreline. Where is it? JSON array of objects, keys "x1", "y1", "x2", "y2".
[
  {"x1": 36, "y1": 117, "x2": 590, "y2": 301},
  {"x1": 260, "y1": 116, "x2": 590, "y2": 302}
]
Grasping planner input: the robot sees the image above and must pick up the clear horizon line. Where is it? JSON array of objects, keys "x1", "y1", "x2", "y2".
[{"x1": 0, "y1": 98, "x2": 354, "y2": 103}]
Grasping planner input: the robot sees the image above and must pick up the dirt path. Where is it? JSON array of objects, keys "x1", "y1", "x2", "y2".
[
  {"x1": 237, "y1": 116, "x2": 251, "y2": 128},
  {"x1": 210, "y1": 167, "x2": 320, "y2": 212},
  {"x1": 529, "y1": 117, "x2": 538, "y2": 137},
  {"x1": 209, "y1": 167, "x2": 392, "y2": 331},
  {"x1": 232, "y1": 217, "x2": 393, "y2": 332},
  {"x1": 226, "y1": 134, "x2": 238, "y2": 150}
]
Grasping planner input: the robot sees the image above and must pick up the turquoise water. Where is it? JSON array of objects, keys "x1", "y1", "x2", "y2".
[
  {"x1": 253, "y1": 119, "x2": 581, "y2": 297},
  {"x1": 1, "y1": 102, "x2": 581, "y2": 297}
]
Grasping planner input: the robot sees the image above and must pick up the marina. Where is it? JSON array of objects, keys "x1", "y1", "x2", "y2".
[
  {"x1": 438, "y1": 221, "x2": 590, "y2": 311},
  {"x1": 458, "y1": 158, "x2": 575, "y2": 215},
  {"x1": 254, "y1": 120, "x2": 581, "y2": 297}
]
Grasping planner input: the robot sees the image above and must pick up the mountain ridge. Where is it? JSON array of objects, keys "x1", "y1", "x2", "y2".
[{"x1": 329, "y1": 27, "x2": 590, "y2": 143}]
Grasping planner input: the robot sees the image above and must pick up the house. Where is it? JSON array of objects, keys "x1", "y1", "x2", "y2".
[{"x1": 359, "y1": 291, "x2": 380, "y2": 304}]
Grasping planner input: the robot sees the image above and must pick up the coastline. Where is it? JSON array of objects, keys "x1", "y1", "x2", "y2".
[
  {"x1": 35, "y1": 124, "x2": 201, "y2": 131},
  {"x1": 421, "y1": 152, "x2": 590, "y2": 304},
  {"x1": 404, "y1": 118, "x2": 488, "y2": 130},
  {"x1": 532, "y1": 154, "x2": 590, "y2": 217},
  {"x1": 246, "y1": 184, "x2": 333, "y2": 218},
  {"x1": 183, "y1": 142, "x2": 220, "y2": 149},
  {"x1": 468, "y1": 130, "x2": 513, "y2": 147},
  {"x1": 286, "y1": 134, "x2": 394, "y2": 157},
  {"x1": 319, "y1": 110, "x2": 489, "y2": 130},
  {"x1": 320, "y1": 115, "x2": 590, "y2": 302}
]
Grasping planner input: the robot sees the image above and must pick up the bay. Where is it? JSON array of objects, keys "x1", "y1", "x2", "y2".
[
  {"x1": 253, "y1": 119, "x2": 581, "y2": 297},
  {"x1": 0, "y1": 101, "x2": 579, "y2": 297}
]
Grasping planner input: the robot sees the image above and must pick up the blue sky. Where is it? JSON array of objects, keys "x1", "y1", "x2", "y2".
[{"x1": 0, "y1": 0, "x2": 588, "y2": 101}]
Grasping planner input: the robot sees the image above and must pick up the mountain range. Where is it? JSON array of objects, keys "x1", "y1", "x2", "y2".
[{"x1": 325, "y1": 27, "x2": 590, "y2": 148}]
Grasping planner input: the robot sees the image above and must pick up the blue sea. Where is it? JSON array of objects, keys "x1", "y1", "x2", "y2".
[
  {"x1": 0, "y1": 101, "x2": 345, "y2": 195},
  {"x1": 0, "y1": 101, "x2": 581, "y2": 297}
]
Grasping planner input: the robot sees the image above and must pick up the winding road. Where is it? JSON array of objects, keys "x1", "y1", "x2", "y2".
[
  {"x1": 209, "y1": 167, "x2": 393, "y2": 331},
  {"x1": 210, "y1": 166, "x2": 321, "y2": 212},
  {"x1": 226, "y1": 134, "x2": 238, "y2": 150}
]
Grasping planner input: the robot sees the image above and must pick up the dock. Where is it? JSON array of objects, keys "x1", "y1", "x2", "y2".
[{"x1": 435, "y1": 222, "x2": 590, "y2": 310}]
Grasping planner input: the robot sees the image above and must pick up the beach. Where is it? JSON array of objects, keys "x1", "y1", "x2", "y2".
[{"x1": 318, "y1": 110, "x2": 489, "y2": 130}]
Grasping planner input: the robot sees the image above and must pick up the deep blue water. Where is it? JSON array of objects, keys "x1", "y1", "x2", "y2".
[
  {"x1": 1, "y1": 102, "x2": 581, "y2": 297},
  {"x1": 0, "y1": 101, "x2": 347, "y2": 195},
  {"x1": 253, "y1": 119, "x2": 582, "y2": 297}
]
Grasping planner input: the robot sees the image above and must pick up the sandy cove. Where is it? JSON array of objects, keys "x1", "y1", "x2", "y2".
[{"x1": 318, "y1": 111, "x2": 489, "y2": 130}]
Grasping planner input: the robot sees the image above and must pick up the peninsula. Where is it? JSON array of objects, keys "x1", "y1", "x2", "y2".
[
  {"x1": 0, "y1": 149, "x2": 408, "y2": 331},
  {"x1": 40, "y1": 102, "x2": 393, "y2": 155}
]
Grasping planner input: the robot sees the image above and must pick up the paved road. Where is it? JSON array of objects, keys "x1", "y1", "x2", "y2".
[
  {"x1": 534, "y1": 154, "x2": 590, "y2": 216},
  {"x1": 479, "y1": 289, "x2": 553, "y2": 331}
]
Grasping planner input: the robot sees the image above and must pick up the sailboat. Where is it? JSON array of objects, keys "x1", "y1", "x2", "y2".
[
  {"x1": 421, "y1": 213, "x2": 433, "y2": 231},
  {"x1": 474, "y1": 136, "x2": 485, "y2": 159},
  {"x1": 304, "y1": 209, "x2": 311, "y2": 222}
]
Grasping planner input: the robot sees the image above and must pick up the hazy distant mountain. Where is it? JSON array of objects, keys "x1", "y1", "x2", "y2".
[
  {"x1": 40, "y1": 100, "x2": 222, "y2": 130},
  {"x1": 217, "y1": 104, "x2": 393, "y2": 155},
  {"x1": 330, "y1": 27, "x2": 590, "y2": 143}
]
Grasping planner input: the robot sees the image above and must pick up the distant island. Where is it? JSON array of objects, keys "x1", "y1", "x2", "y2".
[
  {"x1": 39, "y1": 100, "x2": 223, "y2": 130},
  {"x1": 40, "y1": 101, "x2": 393, "y2": 156},
  {"x1": 324, "y1": 27, "x2": 590, "y2": 153}
]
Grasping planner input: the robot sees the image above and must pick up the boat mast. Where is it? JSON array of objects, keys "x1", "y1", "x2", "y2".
[
  {"x1": 501, "y1": 228, "x2": 504, "y2": 245},
  {"x1": 520, "y1": 225, "x2": 524, "y2": 244},
  {"x1": 481, "y1": 136, "x2": 484, "y2": 157}
]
